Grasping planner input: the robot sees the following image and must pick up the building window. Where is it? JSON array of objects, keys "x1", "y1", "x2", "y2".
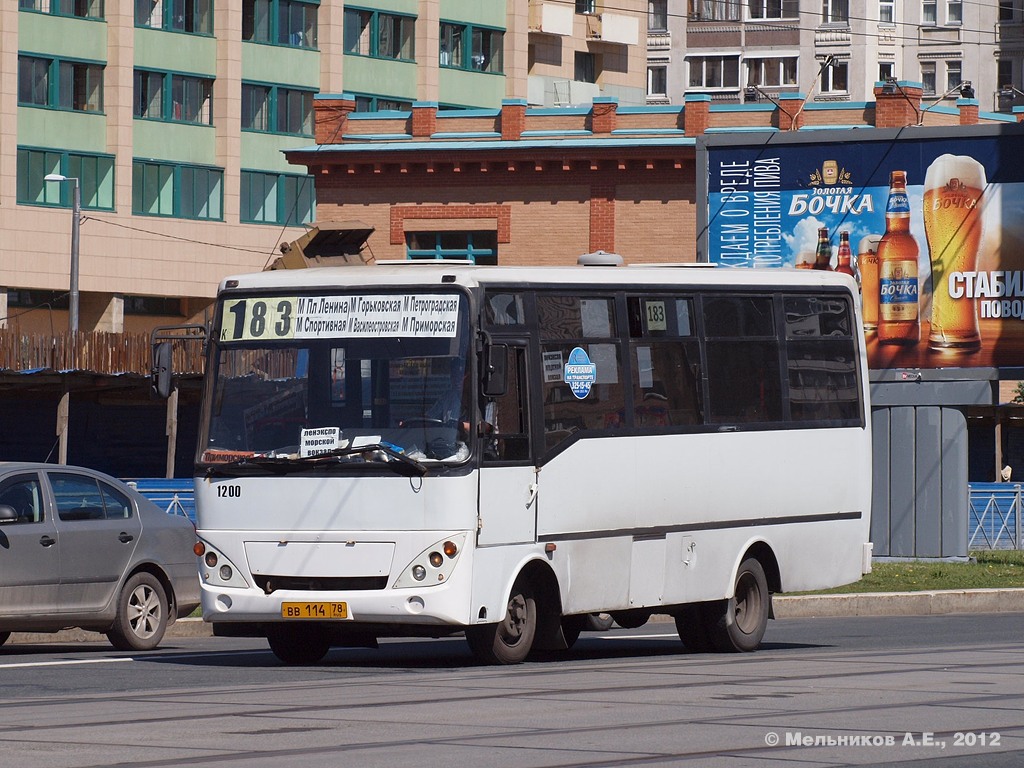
[
  {"x1": 124, "y1": 295, "x2": 184, "y2": 316},
  {"x1": 20, "y1": 0, "x2": 104, "y2": 19},
  {"x1": 820, "y1": 60, "x2": 849, "y2": 92},
  {"x1": 132, "y1": 160, "x2": 223, "y2": 220},
  {"x1": 746, "y1": 57, "x2": 798, "y2": 87},
  {"x1": 648, "y1": 0, "x2": 667, "y2": 31},
  {"x1": 879, "y1": 0, "x2": 895, "y2": 23},
  {"x1": 648, "y1": 66, "x2": 667, "y2": 98},
  {"x1": 947, "y1": 0, "x2": 962, "y2": 24},
  {"x1": 1001, "y1": 1, "x2": 1023, "y2": 22},
  {"x1": 18, "y1": 55, "x2": 104, "y2": 112},
  {"x1": 748, "y1": 0, "x2": 798, "y2": 19},
  {"x1": 135, "y1": 0, "x2": 212, "y2": 34},
  {"x1": 879, "y1": 62, "x2": 894, "y2": 82},
  {"x1": 241, "y1": 83, "x2": 313, "y2": 135},
  {"x1": 575, "y1": 52, "x2": 597, "y2": 83},
  {"x1": 17, "y1": 148, "x2": 115, "y2": 210},
  {"x1": 133, "y1": 70, "x2": 212, "y2": 124},
  {"x1": 921, "y1": 62, "x2": 936, "y2": 94},
  {"x1": 922, "y1": 0, "x2": 936, "y2": 24},
  {"x1": 689, "y1": 1, "x2": 740, "y2": 21},
  {"x1": 998, "y1": 60, "x2": 1014, "y2": 88},
  {"x1": 440, "y1": 22, "x2": 503, "y2": 73},
  {"x1": 688, "y1": 56, "x2": 740, "y2": 89},
  {"x1": 946, "y1": 61, "x2": 962, "y2": 92},
  {"x1": 242, "y1": 0, "x2": 317, "y2": 48},
  {"x1": 344, "y1": 8, "x2": 415, "y2": 61},
  {"x1": 575, "y1": 0, "x2": 596, "y2": 14},
  {"x1": 241, "y1": 171, "x2": 315, "y2": 226},
  {"x1": 406, "y1": 231, "x2": 498, "y2": 264},
  {"x1": 352, "y1": 94, "x2": 412, "y2": 112},
  {"x1": 821, "y1": 0, "x2": 849, "y2": 23}
]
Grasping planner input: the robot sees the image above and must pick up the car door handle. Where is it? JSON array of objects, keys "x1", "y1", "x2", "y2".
[
  {"x1": 118, "y1": 532, "x2": 134, "y2": 543},
  {"x1": 39, "y1": 535, "x2": 56, "y2": 547}
]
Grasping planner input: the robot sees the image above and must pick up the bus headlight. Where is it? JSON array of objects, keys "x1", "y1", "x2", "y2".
[
  {"x1": 394, "y1": 533, "x2": 467, "y2": 590},
  {"x1": 197, "y1": 542, "x2": 249, "y2": 589}
]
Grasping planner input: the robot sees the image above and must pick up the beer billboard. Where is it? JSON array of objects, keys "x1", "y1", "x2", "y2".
[{"x1": 698, "y1": 126, "x2": 1024, "y2": 370}]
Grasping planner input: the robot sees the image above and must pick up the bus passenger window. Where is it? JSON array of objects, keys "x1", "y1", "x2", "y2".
[
  {"x1": 703, "y1": 296, "x2": 781, "y2": 425},
  {"x1": 542, "y1": 342, "x2": 626, "y2": 450},
  {"x1": 784, "y1": 296, "x2": 860, "y2": 422}
]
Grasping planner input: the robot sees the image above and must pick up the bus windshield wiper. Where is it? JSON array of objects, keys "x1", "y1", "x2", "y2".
[{"x1": 205, "y1": 444, "x2": 427, "y2": 478}]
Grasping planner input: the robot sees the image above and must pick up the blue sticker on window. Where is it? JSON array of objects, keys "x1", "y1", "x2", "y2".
[{"x1": 564, "y1": 346, "x2": 597, "y2": 399}]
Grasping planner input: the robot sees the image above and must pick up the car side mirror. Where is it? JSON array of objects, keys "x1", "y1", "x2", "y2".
[
  {"x1": 0, "y1": 504, "x2": 18, "y2": 523},
  {"x1": 151, "y1": 341, "x2": 173, "y2": 399},
  {"x1": 482, "y1": 343, "x2": 508, "y2": 398}
]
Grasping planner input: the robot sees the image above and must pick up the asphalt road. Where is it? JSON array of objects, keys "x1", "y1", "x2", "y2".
[{"x1": 1, "y1": 613, "x2": 1022, "y2": 768}]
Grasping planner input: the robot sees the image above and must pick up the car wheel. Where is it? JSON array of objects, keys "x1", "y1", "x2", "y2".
[
  {"x1": 106, "y1": 572, "x2": 169, "y2": 651},
  {"x1": 707, "y1": 557, "x2": 770, "y2": 653},
  {"x1": 0, "y1": 632, "x2": 10, "y2": 647},
  {"x1": 267, "y1": 624, "x2": 331, "y2": 664}
]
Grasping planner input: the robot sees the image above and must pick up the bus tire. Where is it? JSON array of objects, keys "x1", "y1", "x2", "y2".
[
  {"x1": 674, "y1": 604, "x2": 713, "y2": 652},
  {"x1": 708, "y1": 557, "x2": 770, "y2": 653},
  {"x1": 267, "y1": 624, "x2": 331, "y2": 664},
  {"x1": 465, "y1": 577, "x2": 537, "y2": 664},
  {"x1": 106, "y1": 572, "x2": 168, "y2": 651}
]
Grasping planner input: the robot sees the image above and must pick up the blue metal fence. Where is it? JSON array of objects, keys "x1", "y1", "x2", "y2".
[
  {"x1": 126, "y1": 478, "x2": 196, "y2": 524},
  {"x1": 968, "y1": 482, "x2": 1022, "y2": 550}
]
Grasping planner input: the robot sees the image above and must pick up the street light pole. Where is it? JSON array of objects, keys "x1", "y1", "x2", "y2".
[{"x1": 44, "y1": 174, "x2": 80, "y2": 333}]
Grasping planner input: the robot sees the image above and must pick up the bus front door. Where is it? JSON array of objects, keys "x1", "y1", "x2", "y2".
[{"x1": 477, "y1": 344, "x2": 536, "y2": 546}]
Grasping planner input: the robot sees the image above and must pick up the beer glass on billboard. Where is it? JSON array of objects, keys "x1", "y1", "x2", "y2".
[{"x1": 924, "y1": 154, "x2": 985, "y2": 351}]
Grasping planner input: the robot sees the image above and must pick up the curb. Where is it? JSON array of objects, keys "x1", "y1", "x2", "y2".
[{"x1": 8, "y1": 589, "x2": 1024, "y2": 645}]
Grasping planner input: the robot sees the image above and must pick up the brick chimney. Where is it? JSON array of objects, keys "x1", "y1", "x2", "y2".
[
  {"x1": 873, "y1": 80, "x2": 923, "y2": 128},
  {"x1": 778, "y1": 93, "x2": 806, "y2": 131},
  {"x1": 591, "y1": 96, "x2": 618, "y2": 134},
  {"x1": 411, "y1": 101, "x2": 438, "y2": 138},
  {"x1": 957, "y1": 98, "x2": 979, "y2": 125},
  {"x1": 684, "y1": 94, "x2": 711, "y2": 136},
  {"x1": 314, "y1": 93, "x2": 356, "y2": 145},
  {"x1": 501, "y1": 99, "x2": 528, "y2": 141}
]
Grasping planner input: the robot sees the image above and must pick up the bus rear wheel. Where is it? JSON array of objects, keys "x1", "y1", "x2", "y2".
[
  {"x1": 708, "y1": 557, "x2": 770, "y2": 652},
  {"x1": 466, "y1": 577, "x2": 537, "y2": 664},
  {"x1": 267, "y1": 624, "x2": 331, "y2": 664}
]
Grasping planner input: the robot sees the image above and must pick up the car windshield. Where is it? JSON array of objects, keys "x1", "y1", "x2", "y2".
[{"x1": 200, "y1": 290, "x2": 472, "y2": 469}]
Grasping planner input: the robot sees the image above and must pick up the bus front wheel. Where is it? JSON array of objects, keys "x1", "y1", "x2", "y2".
[
  {"x1": 267, "y1": 624, "x2": 331, "y2": 664},
  {"x1": 466, "y1": 577, "x2": 537, "y2": 664},
  {"x1": 708, "y1": 557, "x2": 770, "y2": 652}
]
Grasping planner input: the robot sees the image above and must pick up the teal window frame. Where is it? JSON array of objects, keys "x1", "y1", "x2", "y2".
[
  {"x1": 241, "y1": 82, "x2": 314, "y2": 135},
  {"x1": 135, "y1": 0, "x2": 212, "y2": 34},
  {"x1": 18, "y1": 54, "x2": 104, "y2": 112},
  {"x1": 352, "y1": 93, "x2": 412, "y2": 112},
  {"x1": 240, "y1": 170, "x2": 315, "y2": 226},
  {"x1": 17, "y1": 147, "x2": 115, "y2": 211},
  {"x1": 132, "y1": 159, "x2": 223, "y2": 220},
  {"x1": 439, "y1": 21, "x2": 503, "y2": 74},
  {"x1": 344, "y1": 7, "x2": 416, "y2": 62},
  {"x1": 133, "y1": 68, "x2": 213, "y2": 125},
  {"x1": 243, "y1": 0, "x2": 318, "y2": 49},
  {"x1": 20, "y1": 0, "x2": 105, "y2": 19},
  {"x1": 406, "y1": 231, "x2": 498, "y2": 264}
]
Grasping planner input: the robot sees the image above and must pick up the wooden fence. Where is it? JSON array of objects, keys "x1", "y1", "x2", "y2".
[{"x1": 0, "y1": 330, "x2": 205, "y2": 376}]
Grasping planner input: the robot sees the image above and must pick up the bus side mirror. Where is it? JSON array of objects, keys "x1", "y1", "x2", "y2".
[
  {"x1": 151, "y1": 341, "x2": 173, "y2": 399},
  {"x1": 482, "y1": 344, "x2": 508, "y2": 398}
]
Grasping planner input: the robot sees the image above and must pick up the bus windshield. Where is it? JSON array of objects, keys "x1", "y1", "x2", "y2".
[{"x1": 199, "y1": 290, "x2": 472, "y2": 469}]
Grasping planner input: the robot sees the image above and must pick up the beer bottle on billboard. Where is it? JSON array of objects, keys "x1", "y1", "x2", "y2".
[
  {"x1": 835, "y1": 230, "x2": 856, "y2": 279},
  {"x1": 877, "y1": 170, "x2": 921, "y2": 345},
  {"x1": 858, "y1": 234, "x2": 882, "y2": 331},
  {"x1": 813, "y1": 227, "x2": 833, "y2": 270}
]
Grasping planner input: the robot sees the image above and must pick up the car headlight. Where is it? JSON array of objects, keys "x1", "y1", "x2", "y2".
[{"x1": 394, "y1": 533, "x2": 466, "y2": 589}]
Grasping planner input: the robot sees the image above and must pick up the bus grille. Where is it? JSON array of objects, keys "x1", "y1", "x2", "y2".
[{"x1": 254, "y1": 575, "x2": 388, "y2": 593}]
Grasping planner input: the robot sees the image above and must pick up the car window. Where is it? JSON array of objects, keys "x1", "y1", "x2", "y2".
[
  {"x1": 0, "y1": 474, "x2": 44, "y2": 524},
  {"x1": 100, "y1": 482, "x2": 134, "y2": 519},
  {"x1": 51, "y1": 473, "x2": 107, "y2": 522}
]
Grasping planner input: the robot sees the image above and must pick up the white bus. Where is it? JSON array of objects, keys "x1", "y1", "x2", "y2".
[{"x1": 168, "y1": 261, "x2": 872, "y2": 664}]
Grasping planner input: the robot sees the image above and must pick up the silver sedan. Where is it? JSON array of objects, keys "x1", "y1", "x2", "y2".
[{"x1": 0, "y1": 463, "x2": 200, "y2": 650}]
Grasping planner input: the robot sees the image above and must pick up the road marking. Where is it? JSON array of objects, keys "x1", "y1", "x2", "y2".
[
  {"x1": 0, "y1": 649, "x2": 269, "y2": 670},
  {"x1": 0, "y1": 657, "x2": 135, "y2": 670}
]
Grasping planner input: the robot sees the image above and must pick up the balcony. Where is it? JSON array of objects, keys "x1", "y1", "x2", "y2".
[
  {"x1": 585, "y1": 12, "x2": 639, "y2": 46},
  {"x1": 528, "y1": 1, "x2": 574, "y2": 37}
]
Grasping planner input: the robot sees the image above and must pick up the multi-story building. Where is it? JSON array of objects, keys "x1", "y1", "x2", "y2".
[
  {"x1": 647, "y1": 1, "x2": 1024, "y2": 114},
  {"x1": 0, "y1": 1, "x2": 646, "y2": 337}
]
